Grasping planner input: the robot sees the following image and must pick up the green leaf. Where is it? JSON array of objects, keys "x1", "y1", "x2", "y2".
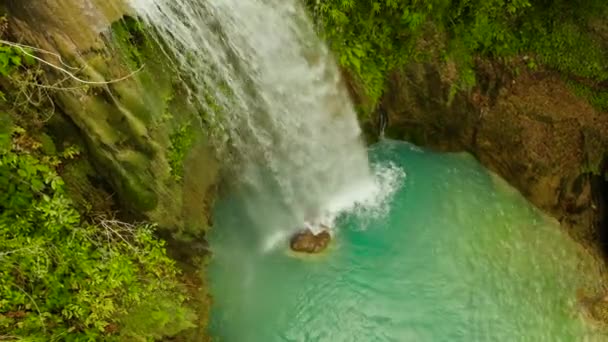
[{"x1": 10, "y1": 54, "x2": 21, "y2": 66}]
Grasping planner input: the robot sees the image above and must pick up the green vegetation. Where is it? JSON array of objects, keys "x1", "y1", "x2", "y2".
[
  {"x1": 1, "y1": 18, "x2": 199, "y2": 340},
  {"x1": 111, "y1": 16, "x2": 148, "y2": 68},
  {"x1": 168, "y1": 123, "x2": 196, "y2": 181},
  {"x1": 306, "y1": 0, "x2": 608, "y2": 111},
  {"x1": 569, "y1": 80, "x2": 608, "y2": 112},
  {"x1": 0, "y1": 45, "x2": 22, "y2": 77},
  {"x1": 0, "y1": 20, "x2": 35, "y2": 100},
  {"x1": 0, "y1": 126, "x2": 196, "y2": 341},
  {"x1": 0, "y1": 16, "x2": 25, "y2": 80}
]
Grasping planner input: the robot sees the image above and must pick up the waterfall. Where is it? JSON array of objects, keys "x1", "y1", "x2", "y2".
[{"x1": 128, "y1": 0, "x2": 379, "y2": 246}]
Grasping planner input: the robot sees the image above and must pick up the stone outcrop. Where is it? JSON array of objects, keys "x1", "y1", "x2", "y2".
[
  {"x1": 4, "y1": 0, "x2": 219, "y2": 241},
  {"x1": 353, "y1": 59, "x2": 608, "y2": 255},
  {"x1": 290, "y1": 229, "x2": 331, "y2": 254},
  {"x1": 3, "y1": 2, "x2": 219, "y2": 339}
]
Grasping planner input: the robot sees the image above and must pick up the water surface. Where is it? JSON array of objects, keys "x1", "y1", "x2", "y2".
[{"x1": 209, "y1": 140, "x2": 605, "y2": 341}]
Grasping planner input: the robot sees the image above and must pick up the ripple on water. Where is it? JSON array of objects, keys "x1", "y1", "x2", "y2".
[{"x1": 209, "y1": 140, "x2": 608, "y2": 342}]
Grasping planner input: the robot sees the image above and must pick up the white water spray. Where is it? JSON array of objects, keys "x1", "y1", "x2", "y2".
[{"x1": 128, "y1": 0, "x2": 392, "y2": 246}]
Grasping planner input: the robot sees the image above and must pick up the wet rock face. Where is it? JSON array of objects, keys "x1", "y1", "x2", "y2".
[
  {"x1": 352, "y1": 58, "x2": 608, "y2": 253},
  {"x1": 290, "y1": 229, "x2": 331, "y2": 254},
  {"x1": 5, "y1": 3, "x2": 219, "y2": 239}
]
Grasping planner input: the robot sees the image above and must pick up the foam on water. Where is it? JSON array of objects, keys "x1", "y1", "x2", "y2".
[
  {"x1": 208, "y1": 140, "x2": 607, "y2": 341},
  {"x1": 261, "y1": 163, "x2": 405, "y2": 251},
  {"x1": 129, "y1": 0, "x2": 376, "y2": 246}
]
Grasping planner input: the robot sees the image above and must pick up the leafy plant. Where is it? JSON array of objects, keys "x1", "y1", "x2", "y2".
[
  {"x1": 0, "y1": 43, "x2": 27, "y2": 102},
  {"x1": 1, "y1": 15, "x2": 34, "y2": 83},
  {"x1": 306, "y1": 0, "x2": 608, "y2": 112},
  {"x1": 0, "y1": 45, "x2": 22, "y2": 76},
  {"x1": 306, "y1": 0, "x2": 433, "y2": 106},
  {"x1": 0, "y1": 131, "x2": 196, "y2": 341}
]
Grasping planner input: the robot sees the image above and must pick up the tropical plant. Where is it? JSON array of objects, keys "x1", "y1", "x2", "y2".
[
  {"x1": 0, "y1": 127, "x2": 196, "y2": 341},
  {"x1": 306, "y1": 0, "x2": 608, "y2": 111}
]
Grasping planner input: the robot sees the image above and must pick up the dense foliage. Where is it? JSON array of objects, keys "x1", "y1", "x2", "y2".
[
  {"x1": 0, "y1": 15, "x2": 204, "y2": 341},
  {"x1": 0, "y1": 130, "x2": 196, "y2": 340},
  {"x1": 306, "y1": 0, "x2": 608, "y2": 110}
]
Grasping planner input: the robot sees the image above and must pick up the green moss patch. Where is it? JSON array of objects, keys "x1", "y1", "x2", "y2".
[
  {"x1": 168, "y1": 123, "x2": 196, "y2": 182},
  {"x1": 110, "y1": 15, "x2": 147, "y2": 68}
]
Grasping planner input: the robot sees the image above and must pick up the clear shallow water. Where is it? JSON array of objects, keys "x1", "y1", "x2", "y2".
[{"x1": 209, "y1": 140, "x2": 605, "y2": 341}]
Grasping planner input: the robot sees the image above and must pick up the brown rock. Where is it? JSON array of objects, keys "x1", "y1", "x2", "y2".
[
  {"x1": 290, "y1": 229, "x2": 331, "y2": 254},
  {"x1": 351, "y1": 55, "x2": 608, "y2": 256}
]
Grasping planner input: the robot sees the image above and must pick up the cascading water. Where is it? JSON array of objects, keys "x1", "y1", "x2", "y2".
[
  {"x1": 122, "y1": 2, "x2": 608, "y2": 341},
  {"x1": 128, "y1": 0, "x2": 383, "y2": 246}
]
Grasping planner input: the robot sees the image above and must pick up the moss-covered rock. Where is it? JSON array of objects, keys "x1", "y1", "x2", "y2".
[
  {"x1": 4, "y1": 2, "x2": 219, "y2": 340},
  {"x1": 5, "y1": 2, "x2": 219, "y2": 242}
]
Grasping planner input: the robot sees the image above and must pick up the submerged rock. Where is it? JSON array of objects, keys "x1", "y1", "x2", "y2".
[{"x1": 290, "y1": 229, "x2": 331, "y2": 254}]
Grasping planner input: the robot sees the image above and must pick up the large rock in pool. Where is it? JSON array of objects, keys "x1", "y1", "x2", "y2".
[{"x1": 290, "y1": 229, "x2": 331, "y2": 254}]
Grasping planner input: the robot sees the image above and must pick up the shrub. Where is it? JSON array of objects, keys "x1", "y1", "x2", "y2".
[
  {"x1": 0, "y1": 128, "x2": 195, "y2": 341},
  {"x1": 306, "y1": 0, "x2": 608, "y2": 111}
]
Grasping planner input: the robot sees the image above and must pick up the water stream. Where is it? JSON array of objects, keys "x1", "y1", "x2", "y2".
[{"x1": 129, "y1": 0, "x2": 376, "y2": 244}]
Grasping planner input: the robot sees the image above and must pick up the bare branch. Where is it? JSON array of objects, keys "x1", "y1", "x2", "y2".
[
  {"x1": 0, "y1": 39, "x2": 145, "y2": 85},
  {"x1": 94, "y1": 215, "x2": 140, "y2": 250},
  {"x1": 0, "y1": 40, "x2": 80, "y2": 70}
]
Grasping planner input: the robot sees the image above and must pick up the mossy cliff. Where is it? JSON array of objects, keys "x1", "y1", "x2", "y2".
[
  {"x1": 2, "y1": 1, "x2": 218, "y2": 339},
  {"x1": 364, "y1": 57, "x2": 608, "y2": 256},
  {"x1": 4, "y1": 0, "x2": 219, "y2": 241}
]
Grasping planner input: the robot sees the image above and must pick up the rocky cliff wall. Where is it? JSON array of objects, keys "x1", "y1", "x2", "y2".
[
  {"x1": 3, "y1": 0, "x2": 219, "y2": 244},
  {"x1": 354, "y1": 58, "x2": 608, "y2": 255}
]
